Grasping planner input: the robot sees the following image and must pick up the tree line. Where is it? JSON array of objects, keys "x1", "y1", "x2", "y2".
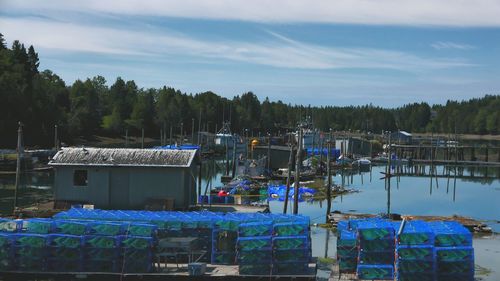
[{"x1": 1, "y1": 35, "x2": 499, "y2": 148}]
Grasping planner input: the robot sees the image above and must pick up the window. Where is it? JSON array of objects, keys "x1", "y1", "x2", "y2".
[{"x1": 73, "y1": 170, "x2": 88, "y2": 186}]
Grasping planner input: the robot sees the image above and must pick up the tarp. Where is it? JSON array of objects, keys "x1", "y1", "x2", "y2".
[{"x1": 267, "y1": 185, "x2": 316, "y2": 202}]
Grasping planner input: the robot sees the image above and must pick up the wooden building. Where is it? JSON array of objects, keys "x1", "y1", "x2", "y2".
[{"x1": 49, "y1": 147, "x2": 198, "y2": 210}]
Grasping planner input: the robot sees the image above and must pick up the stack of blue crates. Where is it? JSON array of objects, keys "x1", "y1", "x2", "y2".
[
  {"x1": 356, "y1": 220, "x2": 395, "y2": 280},
  {"x1": 272, "y1": 220, "x2": 311, "y2": 275},
  {"x1": 0, "y1": 210, "x2": 314, "y2": 276},
  {"x1": 120, "y1": 235, "x2": 155, "y2": 273},
  {"x1": 395, "y1": 220, "x2": 436, "y2": 281},
  {"x1": 430, "y1": 222, "x2": 474, "y2": 281},
  {"x1": 237, "y1": 221, "x2": 273, "y2": 275},
  {"x1": 336, "y1": 221, "x2": 358, "y2": 273}
]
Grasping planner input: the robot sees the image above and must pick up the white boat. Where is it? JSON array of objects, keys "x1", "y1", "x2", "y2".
[{"x1": 352, "y1": 158, "x2": 371, "y2": 166}]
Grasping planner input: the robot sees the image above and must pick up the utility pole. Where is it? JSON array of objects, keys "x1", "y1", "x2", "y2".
[
  {"x1": 54, "y1": 125, "x2": 59, "y2": 151},
  {"x1": 191, "y1": 118, "x2": 195, "y2": 144},
  {"x1": 14, "y1": 122, "x2": 23, "y2": 212},
  {"x1": 125, "y1": 129, "x2": 129, "y2": 148},
  {"x1": 180, "y1": 122, "x2": 184, "y2": 146},
  {"x1": 293, "y1": 127, "x2": 302, "y2": 215},
  {"x1": 141, "y1": 128, "x2": 144, "y2": 149},
  {"x1": 198, "y1": 109, "x2": 202, "y2": 145},
  {"x1": 283, "y1": 144, "x2": 294, "y2": 214},
  {"x1": 169, "y1": 125, "x2": 173, "y2": 146},
  {"x1": 267, "y1": 132, "x2": 271, "y2": 172}
]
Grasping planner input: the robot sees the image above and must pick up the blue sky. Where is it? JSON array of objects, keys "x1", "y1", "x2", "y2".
[{"x1": 1, "y1": 0, "x2": 500, "y2": 106}]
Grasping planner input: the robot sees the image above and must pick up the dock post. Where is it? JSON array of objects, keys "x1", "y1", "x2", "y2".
[
  {"x1": 326, "y1": 129, "x2": 332, "y2": 223},
  {"x1": 283, "y1": 144, "x2": 294, "y2": 214},
  {"x1": 232, "y1": 138, "x2": 237, "y2": 178},
  {"x1": 198, "y1": 161, "x2": 202, "y2": 204},
  {"x1": 293, "y1": 128, "x2": 302, "y2": 215},
  {"x1": 14, "y1": 122, "x2": 23, "y2": 213}
]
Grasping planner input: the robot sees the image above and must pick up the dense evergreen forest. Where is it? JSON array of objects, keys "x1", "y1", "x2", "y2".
[{"x1": 1, "y1": 35, "x2": 499, "y2": 148}]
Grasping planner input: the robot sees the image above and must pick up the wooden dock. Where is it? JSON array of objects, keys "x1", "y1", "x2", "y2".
[
  {"x1": 0, "y1": 263, "x2": 316, "y2": 280},
  {"x1": 327, "y1": 211, "x2": 493, "y2": 233}
]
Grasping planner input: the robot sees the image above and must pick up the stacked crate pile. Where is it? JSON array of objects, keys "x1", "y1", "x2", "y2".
[
  {"x1": 83, "y1": 221, "x2": 123, "y2": 272},
  {"x1": 120, "y1": 223, "x2": 157, "y2": 273},
  {"x1": 336, "y1": 220, "x2": 358, "y2": 273},
  {"x1": 395, "y1": 220, "x2": 436, "y2": 281},
  {"x1": 356, "y1": 220, "x2": 395, "y2": 280},
  {"x1": 237, "y1": 221, "x2": 273, "y2": 275},
  {"x1": 430, "y1": 222, "x2": 474, "y2": 281},
  {"x1": 271, "y1": 219, "x2": 311, "y2": 275}
]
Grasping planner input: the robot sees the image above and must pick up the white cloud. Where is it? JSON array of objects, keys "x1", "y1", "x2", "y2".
[
  {"x1": 3, "y1": 0, "x2": 500, "y2": 27},
  {"x1": 0, "y1": 17, "x2": 472, "y2": 72},
  {"x1": 431, "y1": 41, "x2": 476, "y2": 50}
]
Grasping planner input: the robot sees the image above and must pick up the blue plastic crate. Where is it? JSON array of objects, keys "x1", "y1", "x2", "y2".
[
  {"x1": 357, "y1": 264, "x2": 394, "y2": 280},
  {"x1": 357, "y1": 220, "x2": 395, "y2": 241},
  {"x1": 123, "y1": 248, "x2": 152, "y2": 261},
  {"x1": 273, "y1": 222, "x2": 309, "y2": 237},
  {"x1": 87, "y1": 222, "x2": 124, "y2": 236},
  {"x1": 47, "y1": 234, "x2": 82, "y2": 248},
  {"x1": 272, "y1": 236, "x2": 309, "y2": 250},
  {"x1": 338, "y1": 257, "x2": 357, "y2": 272},
  {"x1": 124, "y1": 223, "x2": 157, "y2": 237},
  {"x1": 52, "y1": 220, "x2": 88, "y2": 235},
  {"x1": 435, "y1": 246, "x2": 474, "y2": 262},
  {"x1": 337, "y1": 229, "x2": 357, "y2": 248},
  {"x1": 358, "y1": 251, "x2": 395, "y2": 265},
  {"x1": 396, "y1": 260, "x2": 436, "y2": 273},
  {"x1": 83, "y1": 260, "x2": 119, "y2": 272},
  {"x1": 437, "y1": 260, "x2": 474, "y2": 274},
  {"x1": 84, "y1": 248, "x2": 120, "y2": 260},
  {"x1": 14, "y1": 257, "x2": 46, "y2": 271},
  {"x1": 336, "y1": 221, "x2": 348, "y2": 235},
  {"x1": 397, "y1": 220, "x2": 434, "y2": 246},
  {"x1": 46, "y1": 258, "x2": 82, "y2": 272},
  {"x1": 336, "y1": 247, "x2": 358, "y2": 259},
  {"x1": 237, "y1": 236, "x2": 272, "y2": 251},
  {"x1": 237, "y1": 249, "x2": 272, "y2": 264},
  {"x1": 20, "y1": 219, "x2": 53, "y2": 234},
  {"x1": 359, "y1": 238, "x2": 395, "y2": 252},
  {"x1": 48, "y1": 246, "x2": 82, "y2": 260},
  {"x1": 429, "y1": 222, "x2": 472, "y2": 247},
  {"x1": 239, "y1": 221, "x2": 273, "y2": 237},
  {"x1": 12, "y1": 233, "x2": 47, "y2": 248},
  {"x1": 119, "y1": 236, "x2": 154, "y2": 249},
  {"x1": 0, "y1": 219, "x2": 21, "y2": 233},
  {"x1": 83, "y1": 235, "x2": 120, "y2": 249},
  {"x1": 396, "y1": 245, "x2": 435, "y2": 261},
  {"x1": 273, "y1": 248, "x2": 311, "y2": 263}
]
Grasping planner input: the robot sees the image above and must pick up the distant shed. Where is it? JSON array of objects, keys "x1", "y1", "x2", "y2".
[
  {"x1": 391, "y1": 131, "x2": 412, "y2": 144},
  {"x1": 49, "y1": 147, "x2": 198, "y2": 210}
]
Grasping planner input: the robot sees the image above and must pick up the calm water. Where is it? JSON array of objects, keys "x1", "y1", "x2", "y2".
[{"x1": 1, "y1": 163, "x2": 499, "y2": 280}]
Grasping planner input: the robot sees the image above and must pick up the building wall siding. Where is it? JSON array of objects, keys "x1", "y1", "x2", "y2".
[{"x1": 54, "y1": 166, "x2": 194, "y2": 210}]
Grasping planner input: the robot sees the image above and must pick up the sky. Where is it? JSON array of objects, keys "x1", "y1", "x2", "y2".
[{"x1": 1, "y1": 0, "x2": 500, "y2": 106}]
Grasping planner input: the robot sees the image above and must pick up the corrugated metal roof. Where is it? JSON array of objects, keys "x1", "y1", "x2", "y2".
[{"x1": 49, "y1": 147, "x2": 197, "y2": 168}]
